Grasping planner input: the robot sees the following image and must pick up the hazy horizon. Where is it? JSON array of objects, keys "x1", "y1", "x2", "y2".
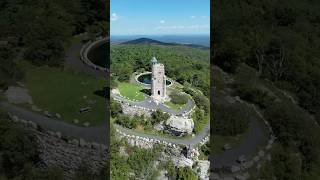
[{"x1": 110, "y1": 34, "x2": 210, "y2": 47}]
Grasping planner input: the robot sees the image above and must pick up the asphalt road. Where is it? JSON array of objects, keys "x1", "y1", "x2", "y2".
[
  {"x1": 111, "y1": 93, "x2": 195, "y2": 116},
  {"x1": 211, "y1": 96, "x2": 269, "y2": 168},
  {"x1": 1, "y1": 39, "x2": 210, "y2": 147},
  {"x1": 1, "y1": 102, "x2": 108, "y2": 144},
  {"x1": 115, "y1": 123, "x2": 209, "y2": 146}
]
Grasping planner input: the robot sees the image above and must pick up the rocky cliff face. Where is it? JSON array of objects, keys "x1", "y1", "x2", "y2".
[
  {"x1": 10, "y1": 115, "x2": 108, "y2": 178},
  {"x1": 165, "y1": 116, "x2": 194, "y2": 136},
  {"x1": 37, "y1": 130, "x2": 108, "y2": 178}
]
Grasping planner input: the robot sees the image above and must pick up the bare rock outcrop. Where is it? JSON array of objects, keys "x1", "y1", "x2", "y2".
[{"x1": 165, "y1": 116, "x2": 194, "y2": 136}]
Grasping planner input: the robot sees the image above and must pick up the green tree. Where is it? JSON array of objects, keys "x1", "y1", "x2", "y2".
[
  {"x1": 177, "y1": 167, "x2": 197, "y2": 180},
  {"x1": 151, "y1": 110, "x2": 170, "y2": 125}
]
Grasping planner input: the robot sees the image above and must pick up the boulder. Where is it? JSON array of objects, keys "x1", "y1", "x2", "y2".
[
  {"x1": 44, "y1": 111, "x2": 52, "y2": 118},
  {"x1": 156, "y1": 170, "x2": 168, "y2": 180},
  {"x1": 55, "y1": 132, "x2": 62, "y2": 138},
  {"x1": 197, "y1": 160, "x2": 210, "y2": 180},
  {"x1": 55, "y1": 113, "x2": 61, "y2": 118},
  {"x1": 171, "y1": 155, "x2": 193, "y2": 167},
  {"x1": 31, "y1": 105, "x2": 42, "y2": 112},
  {"x1": 165, "y1": 116, "x2": 194, "y2": 136},
  {"x1": 154, "y1": 122, "x2": 164, "y2": 131},
  {"x1": 73, "y1": 119, "x2": 79, "y2": 124},
  {"x1": 4, "y1": 86, "x2": 33, "y2": 104}
]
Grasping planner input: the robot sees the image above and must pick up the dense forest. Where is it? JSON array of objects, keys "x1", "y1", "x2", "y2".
[
  {"x1": 0, "y1": 0, "x2": 107, "y2": 88},
  {"x1": 0, "y1": 0, "x2": 108, "y2": 179},
  {"x1": 111, "y1": 44, "x2": 210, "y2": 96},
  {"x1": 214, "y1": 0, "x2": 320, "y2": 179},
  {"x1": 110, "y1": 42, "x2": 209, "y2": 179}
]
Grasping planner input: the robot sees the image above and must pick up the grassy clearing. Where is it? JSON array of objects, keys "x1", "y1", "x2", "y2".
[
  {"x1": 118, "y1": 82, "x2": 145, "y2": 101},
  {"x1": 164, "y1": 101, "x2": 186, "y2": 110},
  {"x1": 23, "y1": 63, "x2": 106, "y2": 125}
]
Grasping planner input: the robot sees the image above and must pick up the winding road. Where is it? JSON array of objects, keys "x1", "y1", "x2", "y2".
[
  {"x1": 111, "y1": 93, "x2": 195, "y2": 116},
  {"x1": 0, "y1": 102, "x2": 108, "y2": 144},
  {"x1": 211, "y1": 96, "x2": 269, "y2": 169},
  {"x1": 0, "y1": 38, "x2": 210, "y2": 148}
]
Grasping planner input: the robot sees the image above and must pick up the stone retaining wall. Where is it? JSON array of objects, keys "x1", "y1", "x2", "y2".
[
  {"x1": 80, "y1": 37, "x2": 108, "y2": 72},
  {"x1": 9, "y1": 114, "x2": 108, "y2": 178},
  {"x1": 116, "y1": 128, "x2": 180, "y2": 149}
]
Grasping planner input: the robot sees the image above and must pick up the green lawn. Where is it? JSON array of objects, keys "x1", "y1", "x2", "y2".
[
  {"x1": 164, "y1": 101, "x2": 186, "y2": 110},
  {"x1": 117, "y1": 82, "x2": 145, "y2": 101},
  {"x1": 24, "y1": 65, "x2": 106, "y2": 126}
]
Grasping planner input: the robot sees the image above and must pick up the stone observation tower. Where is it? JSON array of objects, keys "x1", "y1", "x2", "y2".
[{"x1": 150, "y1": 56, "x2": 166, "y2": 103}]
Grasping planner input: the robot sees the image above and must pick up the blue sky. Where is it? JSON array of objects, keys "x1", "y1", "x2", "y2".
[{"x1": 110, "y1": 0, "x2": 210, "y2": 36}]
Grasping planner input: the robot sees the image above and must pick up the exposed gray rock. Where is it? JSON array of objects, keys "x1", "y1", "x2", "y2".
[
  {"x1": 121, "y1": 103, "x2": 152, "y2": 117},
  {"x1": 83, "y1": 122, "x2": 90, "y2": 127},
  {"x1": 73, "y1": 119, "x2": 79, "y2": 124},
  {"x1": 31, "y1": 105, "x2": 42, "y2": 112},
  {"x1": 197, "y1": 160, "x2": 210, "y2": 180},
  {"x1": 171, "y1": 155, "x2": 193, "y2": 167},
  {"x1": 55, "y1": 132, "x2": 62, "y2": 138},
  {"x1": 44, "y1": 111, "x2": 52, "y2": 118},
  {"x1": 231, "y1": 165, "x2": 241, "y2": 173},
  {"x1": 165, "y1": 116, "x2": 194, "y2": 136},
  {"x1": 5, "y1": 86, "x2": 33, "y2": 104},
  {"x1": 55, "y1": 113, "x2": 61, "y2": 118},
  {"x1": 156, "y1": 170, "x2": 168, "y2": 180},
  {"x1": 119, "y1": 146, "x2": 128, "y2": 157},
  {"x1": 154, "y1": 122, "x2": 164, "y2": 131},
  {"x1": 36, "y1": 131, "x2": 108, "y2": 178}
]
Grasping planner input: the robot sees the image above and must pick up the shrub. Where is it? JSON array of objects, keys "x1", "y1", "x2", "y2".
[
  {"x1": 110, "y1": 100, "x2": 122, "y2": 118},
  {"x1": 183, "y1": 87, "x2": 209, "y2": 113},
  {"x1": 213, "y1": 103, "x2": 250, "y2": 136},
  {"x1": 115, "y1": 115, "x2": 137, "y2": 129},
  {"x1": 151, "y1": 110, "x2": 170, "y2": 125},
  {"x1": 169, "y1": 92, "x2": 188, "y2": 104},
  {"x1": 234, "y1": 85, "x2": 275, "y2": 109}
]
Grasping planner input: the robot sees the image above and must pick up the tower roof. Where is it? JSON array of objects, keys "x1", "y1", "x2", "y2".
[{"x1": 151, "y1": 56, "x2": 157, "y2": 64}]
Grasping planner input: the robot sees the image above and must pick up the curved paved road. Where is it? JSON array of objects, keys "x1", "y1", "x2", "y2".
[
  {"x1": 112, "y1": 93, "x2": 195, "y2": 116},
  {"x1": 65, "y1": 38, "x2": 108, "y2": 79},
  {"x1": 1, "y1": 39, "x2": 210, "y2": 147},
  {"x1": 1, "y1": 102, "x2": 108, "y2": 144},
  {"x1": 115, "y1": 123, "x2": 209, "y2": 146},
  {"x1": 211, "y1": 96, "x2": 269, "y2": 169}
]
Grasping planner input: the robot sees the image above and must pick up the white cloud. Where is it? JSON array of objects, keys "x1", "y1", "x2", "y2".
[
  {"x1": 160, "y1": 20, "x2": 165, "y2": 24},
  {"x1": 111, "y1": 13, "x2": 118, "y2": 21},
  {"x1": 190, "y1": 15, "x2": 208, "y2": 19},
  {"x1": 155, "y1": 25, "x2": 184, "y2": 30},
  {"x1": 155, "y1": 24, "x2": 209, "y2": 30},
  {"x1": 188, "y1": 24, "x2": 209, "y2": 29}
]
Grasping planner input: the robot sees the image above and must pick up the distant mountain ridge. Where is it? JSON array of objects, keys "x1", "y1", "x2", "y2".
[{"x1": 122, "y1": 38, "x2": 209, "y2": 50}]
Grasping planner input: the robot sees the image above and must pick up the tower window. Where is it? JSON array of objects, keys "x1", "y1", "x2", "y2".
[{"x1": 158, "y1": 90, "x2": 160, "y2": 95}]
